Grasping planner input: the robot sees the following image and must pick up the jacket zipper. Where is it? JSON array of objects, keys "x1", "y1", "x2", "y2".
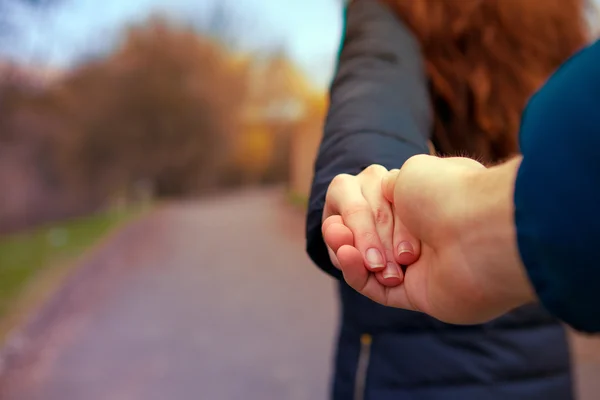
[{"x1": 353, "y1": 333, "x2": 372, "y2": 400}]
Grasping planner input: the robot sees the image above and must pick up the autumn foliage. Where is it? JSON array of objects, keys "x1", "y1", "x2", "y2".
[{"x1": 0, "y1": 16, "x2": 326, "y2": 231}]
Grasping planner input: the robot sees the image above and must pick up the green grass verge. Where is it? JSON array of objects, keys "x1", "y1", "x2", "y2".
[
  {"x1": 0, "y1": 207, "x2": 143, "y2": 341},
  {"x1": 287, "y1": 191, "x2": 308, "y2": 209}
]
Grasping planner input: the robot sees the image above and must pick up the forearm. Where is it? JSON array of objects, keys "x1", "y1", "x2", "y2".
[{"x1": 463, "y1": 157, "x2": 536, "y2": 314}]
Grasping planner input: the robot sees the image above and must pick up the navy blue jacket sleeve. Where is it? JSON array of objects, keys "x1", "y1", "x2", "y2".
[
  {"x1": 515, "y1": 39, "x2": 600, "y2": 333},
  {"x1": 305, "y1": 0, "x2": 432, "y2": 279}
]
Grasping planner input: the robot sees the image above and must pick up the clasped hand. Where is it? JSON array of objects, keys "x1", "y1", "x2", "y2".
[{"x1": 322, "y1": 154, "x2": 533, "y2": 324}]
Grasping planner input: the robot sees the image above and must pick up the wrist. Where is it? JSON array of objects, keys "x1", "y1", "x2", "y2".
[{"x1": 462, "y1": 157, "x2": 536, "y2": 311}]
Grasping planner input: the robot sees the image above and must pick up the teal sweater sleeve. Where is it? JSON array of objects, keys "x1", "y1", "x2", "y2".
[{"x1": 515, "y1": 39, "x2": 600, "y2": 333}]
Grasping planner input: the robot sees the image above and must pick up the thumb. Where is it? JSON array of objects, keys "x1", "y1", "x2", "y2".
[{"x1": 382, "y1": 169, "x2": 400, "y2": 203}]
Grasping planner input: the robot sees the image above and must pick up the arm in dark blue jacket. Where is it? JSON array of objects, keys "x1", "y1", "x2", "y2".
[
  {"x1": 306, "y1": 0, "x2": 432, "y2": 279},
  {"x1": 515, "y1": 39, "x2": 600, "y2": 333}
]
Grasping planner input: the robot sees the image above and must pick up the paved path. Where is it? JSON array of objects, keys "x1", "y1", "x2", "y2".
[
  {"x1": 0, "y1": 188, "x2": 598, "y2": 399},
  {"x1": 0, "y1": 189, "x2": 338, "y2": 400}
]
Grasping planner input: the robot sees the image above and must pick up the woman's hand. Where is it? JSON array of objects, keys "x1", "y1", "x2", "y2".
[{"x1": 322, "y1": 164, "x2": 421, "y2": 287}]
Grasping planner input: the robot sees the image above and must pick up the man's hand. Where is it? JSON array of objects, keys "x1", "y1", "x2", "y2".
[
  {"x1": 322, "y1": 165, "x2": 421, "y2": 287},
  {"x1": 339, "y1": 155, "x2": 537, "y2": 324}
]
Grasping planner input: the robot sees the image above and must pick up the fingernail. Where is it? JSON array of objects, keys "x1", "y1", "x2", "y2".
[
  {"x1": 397, "y1": 241, "x2": 414, "y2": 257},
  {"x1": 365, "y1": 248, "x2": 384, "y2": 270},
  {"x1": 383, "y1": 262, "x2": 400, "y2": 280}
]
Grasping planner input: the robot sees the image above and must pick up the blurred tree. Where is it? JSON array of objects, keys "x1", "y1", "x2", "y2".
[
  {"x1": 2, "y1": 7, "x2": 326, "y2": 216},
  {"x1": 232, "y1": 123, "x2": 274, "y2": 183},
  {"x1": 0, "y1": 5, "x2": 327, "y2": 230},
  {"x1": 234, "y1": 51, "x2": 323, "y2": 185},
  {"x1": 53, "y1": 16, "x2": 249, "y2": 198}
]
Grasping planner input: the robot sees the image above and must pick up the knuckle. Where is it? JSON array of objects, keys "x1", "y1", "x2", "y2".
[
  {"x1": 329, "y1": 173, "x2": 355, "y2": 190},
  {"x1": 373, "y1": 206, "x2": 391, "y2": 226},
  {"x1": 326, "y1": 174, "x2": 354, "y2": 205},
  {"x1": 357, "y1": 229, "x2": 378, "y2": 244},
  {"x1": 361, "y1": 164, "x2": 387, "y2": 177}
]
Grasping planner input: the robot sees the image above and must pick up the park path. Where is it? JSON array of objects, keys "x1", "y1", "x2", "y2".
[
  {"x1": 0, "y1": 188, "x2": 598, "y2": 400},
  {"x1": 0, "y1": 189, "x2": 338, "y2": 400}
]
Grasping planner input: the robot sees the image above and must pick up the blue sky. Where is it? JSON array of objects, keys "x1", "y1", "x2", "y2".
[{"x1": 0, "y1": 0, "x2": 344, "y2": 88}]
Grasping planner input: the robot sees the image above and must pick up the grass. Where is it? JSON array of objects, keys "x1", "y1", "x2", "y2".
[
  {"x1": 0, "y1": 207, "x2": 142, "y2": 341},
  {"x1": 287, "y1": 190, "x2": 308, "y2": 209}
]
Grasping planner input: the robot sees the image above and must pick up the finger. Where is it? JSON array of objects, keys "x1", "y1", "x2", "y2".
[
  {"x1": 323, "y1": 217, "x2": 354, "y2": 253},
  {"x1": 322, "y1": 215, "x2": 343, "y2": 235},
  {"x1": 375, "y1": 263, "x2": 403, "y2": 287},
  {"x1": 321, "y1": 215, "x2": 344, "y2": 269},
  {"x1": 393, "y1": 219, "x2": 421, "y2": 266},
  {"x1": 358, "y1": 171, "x2": 403, "y2": 285},
  {"x1": 382, "y1": 169, "x2": 400, "y2": 203},
  {"x1": 323, "y1": 217, "x2": 401, "y2": 280},
  {"x1": 380, "y1": 169, "x2": 421, "y2": 265},
  {"x1": 337, "y1": 244, "x2": 370, "y2": 289},
  {"x1": 338, "y1": 245, "x2": 416, "y2": 310},
  {"x1": 326, "y1": 221, "x2": 402, "y2": 286},
  {"x1": 327, "y1": 246, "x2": 341, "y2": 269},
  {"x1": 326, "y1": 175, "x2": 386, "y2": 271}
]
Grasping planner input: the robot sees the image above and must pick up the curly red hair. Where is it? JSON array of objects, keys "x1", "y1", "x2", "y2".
[{"x1": 381, "y1": 0, "x2": 593, "y2": 162}]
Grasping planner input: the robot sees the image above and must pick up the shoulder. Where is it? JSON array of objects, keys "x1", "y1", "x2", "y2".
[
  {"x1": 519, "y1": 40, "x2": 600, "y2": 153},
  {"x1": 342, "y1": 0, "x2": 421, "y2": 53}
]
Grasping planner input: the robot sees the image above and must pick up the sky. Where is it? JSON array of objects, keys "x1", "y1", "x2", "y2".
[{"x1": 0, "y1": 0, "x2": 344, "y2": 88}]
